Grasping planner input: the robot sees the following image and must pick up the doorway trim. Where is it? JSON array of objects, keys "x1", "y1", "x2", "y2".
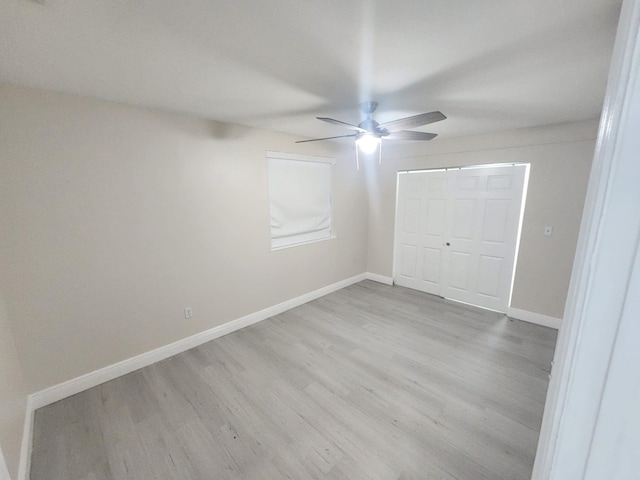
[{"x1": 532, "y1": 0, "x2": 640, "y2": 477}]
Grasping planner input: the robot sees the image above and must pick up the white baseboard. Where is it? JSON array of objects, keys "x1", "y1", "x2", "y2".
[
  {"x1": 365, "y1": 272, "x2": 394, "y2": 285},
  {"x1": 28, "y1": 273, "x2": 368, "y2": 411},
  {"x1": 507, "y1": 307, "x2": 562, "y2": 329}
]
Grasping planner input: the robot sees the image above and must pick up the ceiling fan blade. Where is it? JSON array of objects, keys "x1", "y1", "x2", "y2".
[
  {"x1": 384, "y1": 130, "x2": 437, "y2": 141},
  {"x1": 317, "y1": 117, "x2": 366, "y2": 132},
  {"x1": 295, "y1": 134, "x2": 357, "y2": 144},
  {"x1": 379, "y1": 111, "x2": 446, "y2": 132}
]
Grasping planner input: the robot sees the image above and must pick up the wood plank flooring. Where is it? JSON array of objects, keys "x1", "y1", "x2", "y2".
[{"x1": 30, "y1": 281, "x2": 557, "y2": 480}]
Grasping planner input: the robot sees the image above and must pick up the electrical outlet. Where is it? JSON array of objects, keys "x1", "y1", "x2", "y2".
[{"x1": 184, "y1": 307, "x2": 193, "y2": 319}]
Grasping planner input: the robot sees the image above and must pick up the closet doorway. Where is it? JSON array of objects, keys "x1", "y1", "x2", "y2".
[{"x1": 393, "y1": 164, "x2": 528, "y2": 312}]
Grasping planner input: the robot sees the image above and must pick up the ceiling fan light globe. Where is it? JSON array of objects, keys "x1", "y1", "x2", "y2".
[{"x1": 357, "y1": 135, "x2": 380, "y2": 154}]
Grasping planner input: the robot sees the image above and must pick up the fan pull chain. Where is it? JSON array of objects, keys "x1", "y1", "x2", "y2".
[{"x1": 355, "y1": 143, "x2": 360, "y2": 171}]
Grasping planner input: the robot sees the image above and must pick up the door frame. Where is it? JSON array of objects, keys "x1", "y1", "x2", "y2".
[
  {"x1": 532, "y1": 0, "x2": 640, "y2": 477},
  {"x1": 0, "y1": 446, "x2": 9, "y2": 480}
]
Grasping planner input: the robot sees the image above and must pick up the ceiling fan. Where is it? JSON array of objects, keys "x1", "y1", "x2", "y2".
[{"x1": 296, "y1": 101, "x2": 446, "y2": 166}]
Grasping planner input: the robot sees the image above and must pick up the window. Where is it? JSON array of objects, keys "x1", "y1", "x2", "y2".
[{"x1": 267, "y1": 151, "x2": 335, "y2": 249}]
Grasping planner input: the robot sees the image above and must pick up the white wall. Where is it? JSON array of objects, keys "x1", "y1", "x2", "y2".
[
  {"x1": 0, "y1": 293, "x2": 27, "y2": 480},
  {"x1": 0, "y1": 82, "x2": 368, "y2": 394},
  {"x1": 364, "y1": 120, "x2": 598, "y2": 319}
]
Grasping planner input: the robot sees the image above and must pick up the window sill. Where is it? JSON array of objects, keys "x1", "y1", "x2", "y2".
[{"x1": 270, "y1": 235, "x2": 337, "y2": 251}]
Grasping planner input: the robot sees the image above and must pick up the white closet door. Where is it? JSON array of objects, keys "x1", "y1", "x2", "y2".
[
  {"x1": 394, "y1": 171, "x2": 448, "y2": 295},
  {"x1": 441, "y1": 165, "x2": 527, "y2": 311},
  {"x1": 393, "y1": 165, "x2": 527, "y2": 312}
]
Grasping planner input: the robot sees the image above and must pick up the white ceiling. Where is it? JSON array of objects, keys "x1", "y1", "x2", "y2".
[{"x1": 0, "y1": 0, "x2": 622, "y2": 141}]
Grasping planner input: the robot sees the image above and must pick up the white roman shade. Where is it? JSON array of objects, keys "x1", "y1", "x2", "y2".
[{"x1": 267, "y1": 152, "x2": 334, "y2": 249}]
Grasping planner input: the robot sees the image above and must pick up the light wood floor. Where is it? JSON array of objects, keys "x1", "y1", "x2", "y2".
[{"x1": 30, "y1": 281, "x2": 557, "y2": 480}]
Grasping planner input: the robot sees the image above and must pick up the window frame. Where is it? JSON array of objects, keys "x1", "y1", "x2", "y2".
[{"x1": 266, "y1": 151, "x2": 336, "y2": 251}]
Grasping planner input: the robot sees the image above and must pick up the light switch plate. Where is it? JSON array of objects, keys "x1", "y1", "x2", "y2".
[{"x1": 544, "y1": 226, "x2": 553, "y2": 236}]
